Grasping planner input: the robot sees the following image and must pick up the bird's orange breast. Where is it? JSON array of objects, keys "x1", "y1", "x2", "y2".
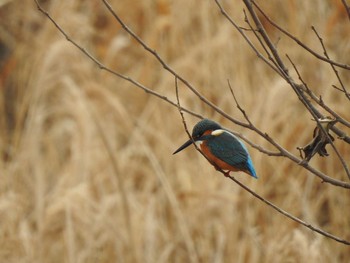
[{"x1": 199, "y1": 142, "x2": 240, "y2": 172}]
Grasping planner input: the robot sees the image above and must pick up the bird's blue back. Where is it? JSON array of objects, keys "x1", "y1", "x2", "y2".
[{"x1": 206, "y1": 130, "x2": 257, "y2": 178}]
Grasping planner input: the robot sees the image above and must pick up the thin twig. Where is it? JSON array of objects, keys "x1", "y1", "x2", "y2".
[
  {"x1": 243, "y1": 0, "x2": 287, "y2": 74},
  {"x1": 286, "y1": 55, "x2": 350, "y2": 180},
  {"x1": 332, "y1": 84, "x2": 346, "y2": 93},
  {"x1": 225, "y1": 173, "x2": 350, "y2": 245},
  {"x1": 227, "y1": 79, "x2": 252, "y2": 126},
  {"x1": 341, "y1": 0, "x2": 350, "y2": 21},
  {"x1": 175, "y1": 77, "x2": 196, "y2": 142},
  {"x1": 33, "y1": 0, "x2": 202, "y2": 120},
  {"x1": 242, "y1": 9, "x2": 280, "y2": 72},
  {"x1": 311, "y1": 26, "x2": 350, "y2": 100},
  {"x1": 238, "y1": 26, "x2": 258, "y2": 32},
  {"x1": 285, "y1": 54, "x2": 350, "y2": 130},
  {"x1": 252, "y1": 1, "x2": 350, "y2": 70},
  {"x1": 101, "y1": 0, "x2": 251, "y2": 130},
  {"x1": 289, "y1": 74, "x2": 350, "y2": 141},
  {"x1": 241, "y1": 1, "x2": 322, "y2": 128},
  {"x1": 214, "y1": 0, "x2": 283, "y2": 78},
  {"x1": 226, "y1": 80, "x2": 282, "y2": 156}
]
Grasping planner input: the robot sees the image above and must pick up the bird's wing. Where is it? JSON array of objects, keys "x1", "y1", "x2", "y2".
[{"x1": 206, "y1": 131, "x2": 248, "y2": 169}]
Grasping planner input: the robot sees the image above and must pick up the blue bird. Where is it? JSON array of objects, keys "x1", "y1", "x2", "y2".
[{"x1": 173, "y1": 119, "x2": 257, "y2": 178}]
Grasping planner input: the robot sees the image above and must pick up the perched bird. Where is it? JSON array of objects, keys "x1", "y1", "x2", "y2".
[{"x1": 173, "y1": 119, "x2": 257, "y2": 178}]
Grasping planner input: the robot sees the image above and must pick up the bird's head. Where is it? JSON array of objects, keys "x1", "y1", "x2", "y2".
[{"x1": 173, "y1": 119, "x2": 222, "y2": 154}]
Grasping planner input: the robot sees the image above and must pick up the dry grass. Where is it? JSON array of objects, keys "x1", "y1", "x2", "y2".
[{"x1": 0, "y1": 0, "x2": 350, "y2": 262}]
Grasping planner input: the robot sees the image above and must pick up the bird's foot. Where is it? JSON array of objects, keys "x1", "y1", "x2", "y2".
[
  {"x1": 213, "y1": 164, "x2": 221, "y2": 171},
  {"x1": 223, "y1": 171, "x2": 231, "y2": 177},
  {"x1": 212, "y1": 164, "x2": 230, "y2": 177}
]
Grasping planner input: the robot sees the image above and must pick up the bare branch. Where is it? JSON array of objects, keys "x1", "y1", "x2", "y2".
[
  {"x1": 227, "y1": 79, "x2": 252, "y2": 126},
  {"x1": 175, "y1": 77, "x2": 195, "y2": 143},
  {"x1": 286, "y1": 55, "x2": 350, "y2": 179},
  {"x1": 311, "y1": 26, "x2": 350, "y2": 100},
  {"x1": 252, "y1": 1, "x2": 350, "y2": 70},
  {"x1": 241, "y1": 1, "x2": 320, "y2": 123},
  {"x1": 101, "y1": 0, "x2": 251, "y2": 130},
  {"x1": 33, "y1": 0, "x2": 202, "y2": 120},
  {"x1": 225, "y1": 173, "x2": 350, "y2": 245},
  {"x1": 286, "y1": 54, "x2": 350, "y2": 130},
  {"x1": 341, "y1": 0, "x2": 350, "y2": 21},
  {"x1": 242, "y1": 9, "x2": 281, "y2": 73},
  {"x1": 243, "y1": 0, "x2": 290, "y2": 77},
  {"x1": 214, "y1": 0, "x2": 283, "y2": 78}
]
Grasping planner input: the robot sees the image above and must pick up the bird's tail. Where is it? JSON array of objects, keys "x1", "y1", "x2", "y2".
[{"x1": 246, "y1": 158, "x2": 258, "y2": 179}]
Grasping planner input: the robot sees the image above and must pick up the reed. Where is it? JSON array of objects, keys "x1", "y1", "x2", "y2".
[{"x1": 0, "y1": 0, "x2": 349, "y2": 262}]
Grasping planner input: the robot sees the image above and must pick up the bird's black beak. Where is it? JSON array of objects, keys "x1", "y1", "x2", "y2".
[{"x1": 173, "y1": 139, "x2": 193, "y2": 155}]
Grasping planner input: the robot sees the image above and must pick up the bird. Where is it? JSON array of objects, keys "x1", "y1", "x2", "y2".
[{"x1": 173, "y1": 118, "x2": 257, "y2": 178}]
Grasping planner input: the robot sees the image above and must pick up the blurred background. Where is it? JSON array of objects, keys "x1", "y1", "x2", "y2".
[{"x1": 0, "y1": 0, "x2": 349, "y2": 262}]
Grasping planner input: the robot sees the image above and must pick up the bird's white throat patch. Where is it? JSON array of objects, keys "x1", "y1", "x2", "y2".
[
  {"x1": 195, "y1": 140, "x2": 203, "y2": 147},
  {"x1": 211, "y1": 129, "x2": 225, "y2": 136}
]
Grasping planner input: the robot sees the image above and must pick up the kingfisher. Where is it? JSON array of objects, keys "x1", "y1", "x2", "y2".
[{"x1": 173, "y1": 119, "x2": 257, "y2": 178}]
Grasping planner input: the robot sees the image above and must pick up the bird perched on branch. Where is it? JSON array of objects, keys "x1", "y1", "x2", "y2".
[{"x1": 173, "y1": 119, "x2": 257, "y2": 178}]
